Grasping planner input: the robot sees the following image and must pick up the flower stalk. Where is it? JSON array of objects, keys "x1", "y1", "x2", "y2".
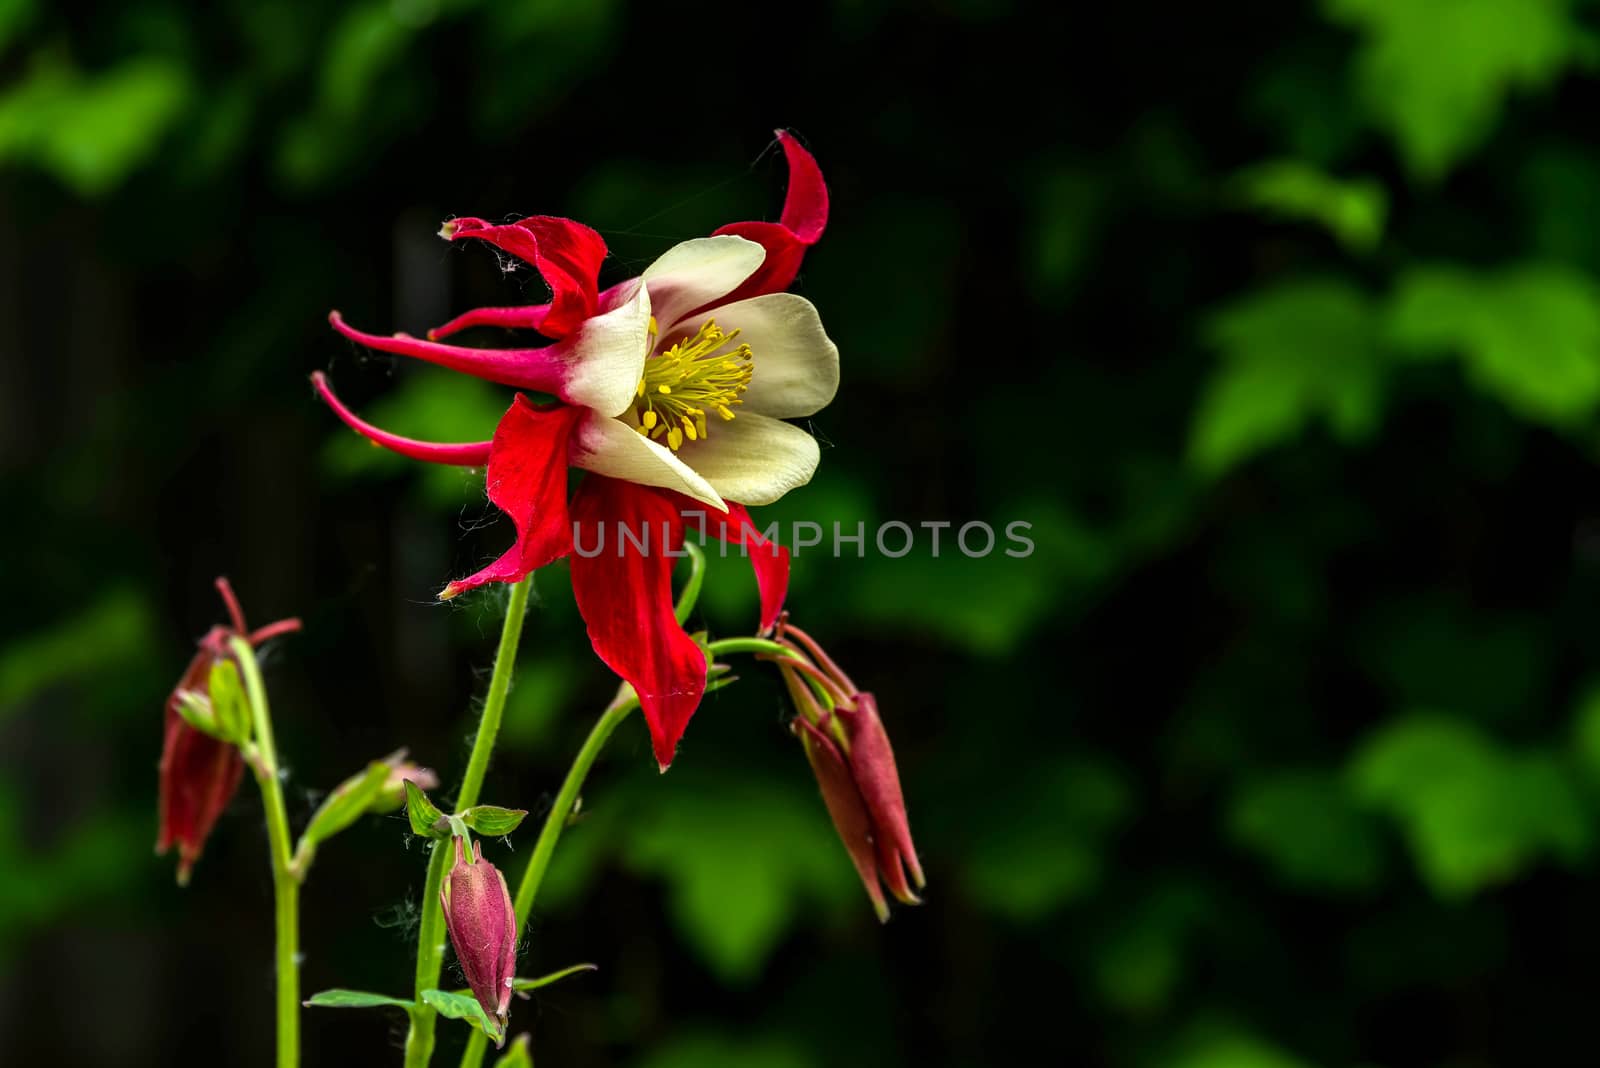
[
  {"x1": 405, "y1": 574, "x2": 534, "y2": 1068},
  {"x1": 456, "y1": 546, "x2": 704, "y2": 1068},
  {"x1": 229, "y1": 635, "x2": 300, "y2": 1068}
]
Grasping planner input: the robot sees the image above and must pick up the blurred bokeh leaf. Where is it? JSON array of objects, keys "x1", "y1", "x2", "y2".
[
  {"x1": 321, "y1": 368, "x2": 509, "y2": 507},
  {"x1": 1233, "y1": 160, "x2": 1387, "y2": 252},
  {"x1": 0, "y1": 590, "x2": 155, "y2": 716},
  {"x1": 620, "y1": 769, "x2": 856, "y2": 983},
  {"x1": 0, "y1": 57, "x2": 189, "y2": 195},
  {"x1": 1350, "y1": 715, "x2": 1591, "y2": 896},
  {"x1": 1387, "y1": 263, "x2": 1600, "y2": 427},
  {"x1": 631, "y1": 1033, "x2": 815, "y2": 1068},
  {"x1": 962, "y1": 756, "x2": 1130, "y2": 921},
  {"x1": 1170, "y1": 1029, "x2": 1317, "y2": 1068},
  {"x1": 1190, "y1": 279, "x2": 1384, "y2": 475},
  {"x1": 1228, "y1": 769, "x2": 1386, "y2": 893},
  {"x1": 1325, "y1": 0, "x2": 1592, "y2": 180},
  {"x1": 1090, "y1": 883, "x2": 1207, "y2": 1014}
]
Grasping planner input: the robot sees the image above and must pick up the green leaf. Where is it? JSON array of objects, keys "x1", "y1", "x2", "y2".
[
  {"x1": 492, "y1": 1034, "x2": 532, "y2": 1068},
  {"x1": 458, "y1": 805, "x2": 529, "y2": 838},
  {"x1": 300, "y1": 761, "x2": 392, "y2": 851},
  {"x1": 421, "y1": 988, "x2": 502, "y2": 1044},
  {"x1": 1350, "y1": 714, "x2": 1592, "y2": 896},
  {"x1": 1324, "y1": 0, "x2": 1592, "y2": 180},
  {"x1": 207, "y1": 658, "x2": 249, "y2": 744},
  {"x1": 303, "y1": 989, "x2": 416, "y2": 1013},
  {"x1": 1228, "y1": 769, "x2": 1386, "y2": 893},
  {"x1": 511, "y1": 963, "x2": 597, "y2": 991},
  {"x1": 1387, "y1": 263, "x2": 1600, "y2": 428},
  {"x1": 1190, "y1": 279, "x2": 1385, "y2": 475},
  {"x1": 1234, "y1": 160, "x2": 1387, "y2": 252},
  {"x1": 404, "y1": 779, "x2": 449, "y2": 839}
]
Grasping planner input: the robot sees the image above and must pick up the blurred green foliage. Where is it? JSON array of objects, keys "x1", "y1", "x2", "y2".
[{"x1": 10, "y1": 1, "x2": 1600, "y2": 1066}]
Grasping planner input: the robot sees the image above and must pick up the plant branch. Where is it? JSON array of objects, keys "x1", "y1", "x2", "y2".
[
  {"x1": 405, "y1": 575, "x2": 534, "y2": 1068},
  {"x1": 229, "y1": 636, "x2": 300, "y2": 1068}
]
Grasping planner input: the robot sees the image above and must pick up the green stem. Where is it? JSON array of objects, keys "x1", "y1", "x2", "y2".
[
  {"x1": 229, "y1": 637, "x2": 299, "y2": 1068},
  {"x1": 674, "y1": 541, "x2": 705, "y2": 626},
  {"x1": 406, "y1": 575, "x2": 535, "y2": 1068},
  {"x1": 705, "y1": 636, "x2": 796, "y2": 660},
  {"x1": 457, "y1": 691, "x2": 639, "y2": 1068}
]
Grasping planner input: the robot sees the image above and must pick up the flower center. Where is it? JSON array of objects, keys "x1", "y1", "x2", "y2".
[{"x1": 633, "y1": 318, "x2": 753, "y2": 451}]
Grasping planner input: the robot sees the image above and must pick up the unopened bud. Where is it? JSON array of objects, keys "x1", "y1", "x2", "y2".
[{"x1": 440, "y1": 836, "x2": 519, "y2": 1032}]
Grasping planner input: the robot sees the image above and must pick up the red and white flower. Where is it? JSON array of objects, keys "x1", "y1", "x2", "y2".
[{"x1": 315, "y1": 133, "x2": 834, "y2": 769}]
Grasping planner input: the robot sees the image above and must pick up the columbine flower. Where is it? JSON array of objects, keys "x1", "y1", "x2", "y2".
[
  {"x1": 765, "y1": 617, "x2": 924, "y2": 921},
  {"x1": 158, "y1": 578, "x2": 301, "y2": 885},
  {"x1": 440, "y1": 836, "x2": 518, "y2": 1036},
  {"x1": 314, "y1": 133, "x2": 834, "y2": 768}
]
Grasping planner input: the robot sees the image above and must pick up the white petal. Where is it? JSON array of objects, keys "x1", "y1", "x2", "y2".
[
  {"x1": 556, "y1": 280, "x2": 652, "y2": 417},
  {"x1": 683, "y1": 412, "x2": 821, "y2": 506},
  {"x1": 710, "y1": 293, "x2": 839, "y2": 418},
  {"x1": 643, "y1": 236, "x2": 765, "y2": 330},
  {"x1": 570, "y1": 410, "x2": 727, "y2": 511}
]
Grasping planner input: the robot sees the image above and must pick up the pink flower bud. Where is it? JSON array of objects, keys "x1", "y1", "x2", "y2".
[
  {"x1": 771, "y1": 618, "x2": 926, "y2": 921},
  {"x1": 440, "y1": 836, "x2": 519, "y2": 1030},
  {"x1": 836, "y1": 693, "x2": 924, "y2": 906}
]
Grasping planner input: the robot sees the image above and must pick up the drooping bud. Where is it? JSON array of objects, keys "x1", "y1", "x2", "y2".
[
  {"x1": 440, "y1": 836, "x2": 519, "y2": 1033},
  {"x1": 157, "y1": 626, "x2": 246, "y2": 887},
  {"x1": 156, "y1": 578, "x2": 301, "y2": 885},
  {"x1": 836, "y1": 692, "x2": 924, "y2": 904},
  {"x1": 767, "y1": 617, "x2": 926, "y2": 921},
  {"x1": 792, "y1": 703, "x2": 889, "y2": 922}
]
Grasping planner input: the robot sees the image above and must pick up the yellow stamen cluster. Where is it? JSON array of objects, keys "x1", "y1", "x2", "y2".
[{"x1": 634, "y1": 318, "x2": 752, "y2": 451}]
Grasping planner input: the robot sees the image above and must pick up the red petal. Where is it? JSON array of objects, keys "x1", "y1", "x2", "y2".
[
  {"x1": 711, "y1": 131, "x2": 828, "y2": 304},
  {"x1": 311, "y1": 372, "x2": 492, "y2": 466},
  {"x1": 329, "y1": 311, "x2": 584, "y2": 395},
  {"x1": 686, "y1": 500, "x2": 790, "y2": 632},
  {"x1": 428, "y1": 303, "x2": 553, "y2": 341},
  {"x1": 442, "y1": 396, "x2": 582, "y2": 599},
  {"x1": 570, "y1": 478, "x2": 707, "y2": 769},
  {"x1": 443, "y1": 216, "x2": 607, "y2": 339}
]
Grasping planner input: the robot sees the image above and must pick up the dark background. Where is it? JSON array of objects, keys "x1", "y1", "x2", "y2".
[{"x1": 8, "y1": 1, "x2": 1600, "y2": 1065}]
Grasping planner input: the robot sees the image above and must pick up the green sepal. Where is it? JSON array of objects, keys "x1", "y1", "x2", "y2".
[
  {"x1": 511, "y1": 962, "x2": 597, "y2": 991},
  {"x1": 208, "y1": 658, "x2": 250, "y2": 743},
  {"x1": 421, "y1": 988, "x2": 503, "y2": 1046},
  {"x1": 704, "y1": 663, "x2": 738, "y2": 697},
  {"x1": 493, "y1": 1033, "x2": 532, "y2": 1068},
  {"x1": 458, "y1": 963, "x2": 598, "y2": 999},
  {"x1": 459, "y1": 805, "x2": 529, "y2": 837},
  {"x1": 404, "y1": 779, "x2": 450, "y2": 838},
  {"x1": 300, "y1": 760, "x2": 391, "y2": 850},
  {"x1": 303, "y1": 989, "x2": 417, "y2": 1014},
  {"x1": 175, "y1": 690, "x2": 226, "y2": 740}
]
